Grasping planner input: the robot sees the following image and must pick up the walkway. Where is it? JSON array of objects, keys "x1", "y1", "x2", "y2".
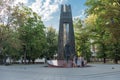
[{"x1": 0, "y1": 64, "x2": 120, "y2": 80}]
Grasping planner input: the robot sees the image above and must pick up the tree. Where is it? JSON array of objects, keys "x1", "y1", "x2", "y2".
[
  {"x1": 0, "y1": 1, "x2": 48, "y2": 64},
  {"x1": 74, "y1": 18, "x2": 91, "y2": 61},
  {"x1": 0, "y1": 0, "x2": 21, "y2": 64},
  {"x1": 85, "y1": 0, "x2": 120, "y2": 63},
  {"x1": 14, "y1": 5, "x2": 46, "y2": 63},
  {"x1": 85, "y1": 14, "x2": 111, "y2": 63},
  {"x1": 45, "y1": 27, "x2": 58, "y2": 59}
]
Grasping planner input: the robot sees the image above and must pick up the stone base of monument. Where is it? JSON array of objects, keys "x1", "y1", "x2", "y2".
[{"x1": 47, "y1": 60, "x2": 73, "y2": 68}]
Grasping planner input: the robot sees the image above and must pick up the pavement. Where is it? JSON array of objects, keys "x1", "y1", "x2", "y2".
[{"x1": 0, "y1": 63, "x2": 120, "y2": 80}]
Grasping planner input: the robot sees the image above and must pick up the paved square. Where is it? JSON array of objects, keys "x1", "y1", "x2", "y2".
[{"x1": 0, "y1": 64, "x2": 120, "y2": 80}]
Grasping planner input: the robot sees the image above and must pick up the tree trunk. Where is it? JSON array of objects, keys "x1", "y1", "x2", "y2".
[
  {"x1": 103, "y1": 58, "x2": 106, "y2": 63},
  {"x1": 32, "y1": 59, "x2": 35, "y2": 64},
  {"x1": 114, "y1": 43, "x2": 118, "y2": 64},
  {"x1": 114, "y1": 58, "x2": 118, "y2": 64}
]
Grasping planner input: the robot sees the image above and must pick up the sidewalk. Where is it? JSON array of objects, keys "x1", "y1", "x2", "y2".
[{"x1": 0, "y1": 64, "x2": 120, "y2": 80}]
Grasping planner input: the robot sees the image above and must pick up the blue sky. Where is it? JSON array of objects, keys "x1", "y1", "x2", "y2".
[
  {"x1": 13, "y1": 0, "x2": 87, "y2": 30},
  {"x1": 44, "y1": 0, "x2": 87, "y2": 30}
]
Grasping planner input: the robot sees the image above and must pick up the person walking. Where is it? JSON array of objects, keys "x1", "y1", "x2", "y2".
[
  {"x1": 81, "y1": 56, "x2": 84, "y2": 67},
  {"x1": 77, "y1": 56, "x2": 81, "y2": 67},
  {"x1": 73, "y1": 55, "x2": 77, "y2": 67}
]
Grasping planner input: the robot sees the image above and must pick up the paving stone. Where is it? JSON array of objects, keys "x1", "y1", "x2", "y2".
[{"x1": 0, "y1": 64, "x2": 120, "y2": 80}]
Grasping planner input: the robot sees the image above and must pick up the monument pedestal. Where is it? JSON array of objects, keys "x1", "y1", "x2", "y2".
[{"x1": 47, "y1": 60, "x2": 73, "y2": 68}]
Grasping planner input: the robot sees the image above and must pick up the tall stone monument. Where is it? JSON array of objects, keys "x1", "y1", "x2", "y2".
[{"x1": 58, "y1": 4, "x2": 75, "y2": 60}]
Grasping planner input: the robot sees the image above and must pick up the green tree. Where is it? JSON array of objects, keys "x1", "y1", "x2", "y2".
[
  {"x1": 0, "y1": 1, "x2": 48, "y2": 64},
  {"x1": 45, "y1": 27, "x2": 58, "y2": 59},
  {"x1": 14, "y1": 5, "x2": 46, "y2": 63},
  {"x1": 85, "y1": 13, "x2": 113, "y2": 63},
  {"x1": 74, "y1": 18, "x2": 91, "y2": 61},
  {"x1": 0, "y1": 1, "x2": 21, "y2": 64},
  {"x1": 85, "y1": 0, "x2": 120, "y2": 63}
]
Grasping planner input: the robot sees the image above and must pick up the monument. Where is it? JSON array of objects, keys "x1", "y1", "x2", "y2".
[
  {"x1": 58, "y1": 4, "x2": 75, "y2": 60},
  {"x1": 47, "y1": 4, "x2": 76, "y2": 67}
]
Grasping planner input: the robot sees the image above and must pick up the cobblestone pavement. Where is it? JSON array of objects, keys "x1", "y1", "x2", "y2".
[{"x1": 0, "y1": 64, "x2": 120, "y2": 80}]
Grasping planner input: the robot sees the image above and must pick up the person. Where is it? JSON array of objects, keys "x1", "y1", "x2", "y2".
[
  {"x1": 77, "y1": 56, "x2": 81, "y2": 67},
  {"x1": 77, "y1": 55, "x2": 85, "y2": 67},
  {"x1": 73, "y1": 55, "x2": 77, "y2": 67},
  {"x1": 75, "y1": 55, "x2": 78, "y2": 66},
  {"x1": 81, "y1": 56, "x2": 84, "y2": 67}
]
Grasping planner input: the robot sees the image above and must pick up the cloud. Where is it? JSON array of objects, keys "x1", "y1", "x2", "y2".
[
  {"x1": 0, "y1": 0, "x2": 28, "y2": 15},
  {"x1": 30, "y1": 0, "x2": 67, "y2": 21},
  {"x1": 7, "y1": 0, "x2": 67, "y2": 21},
  {"x1": 73, "y1": 10, "x2": 86, "y2": 20},
  {"x1": 13, "y1": 0, "x2": 28, "y2": 5}
]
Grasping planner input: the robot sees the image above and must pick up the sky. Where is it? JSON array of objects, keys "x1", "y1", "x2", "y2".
[{"x1": 13, "y1": 0, "x2": 87, "y2": 30}]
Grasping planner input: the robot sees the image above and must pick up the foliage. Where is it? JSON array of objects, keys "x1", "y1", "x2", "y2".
[
  {"x1": 0, "y1": 2, "x2": 48, "y2": 63},
  {"x1": 14, "y1": 5, "x2": 46, "y2": 62},
  {"x1": 45, "y1": 27, "x2": 58, "y2": 59},
  {"x1": 0, "y1": 1, "x2": 21, "y2": 62},
  {"x1": 85, "y1": 0, "x2": 120, "y2": 63},
  {"x1": 73, "y1": 18, "x2": 91, "y2": 61}
]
